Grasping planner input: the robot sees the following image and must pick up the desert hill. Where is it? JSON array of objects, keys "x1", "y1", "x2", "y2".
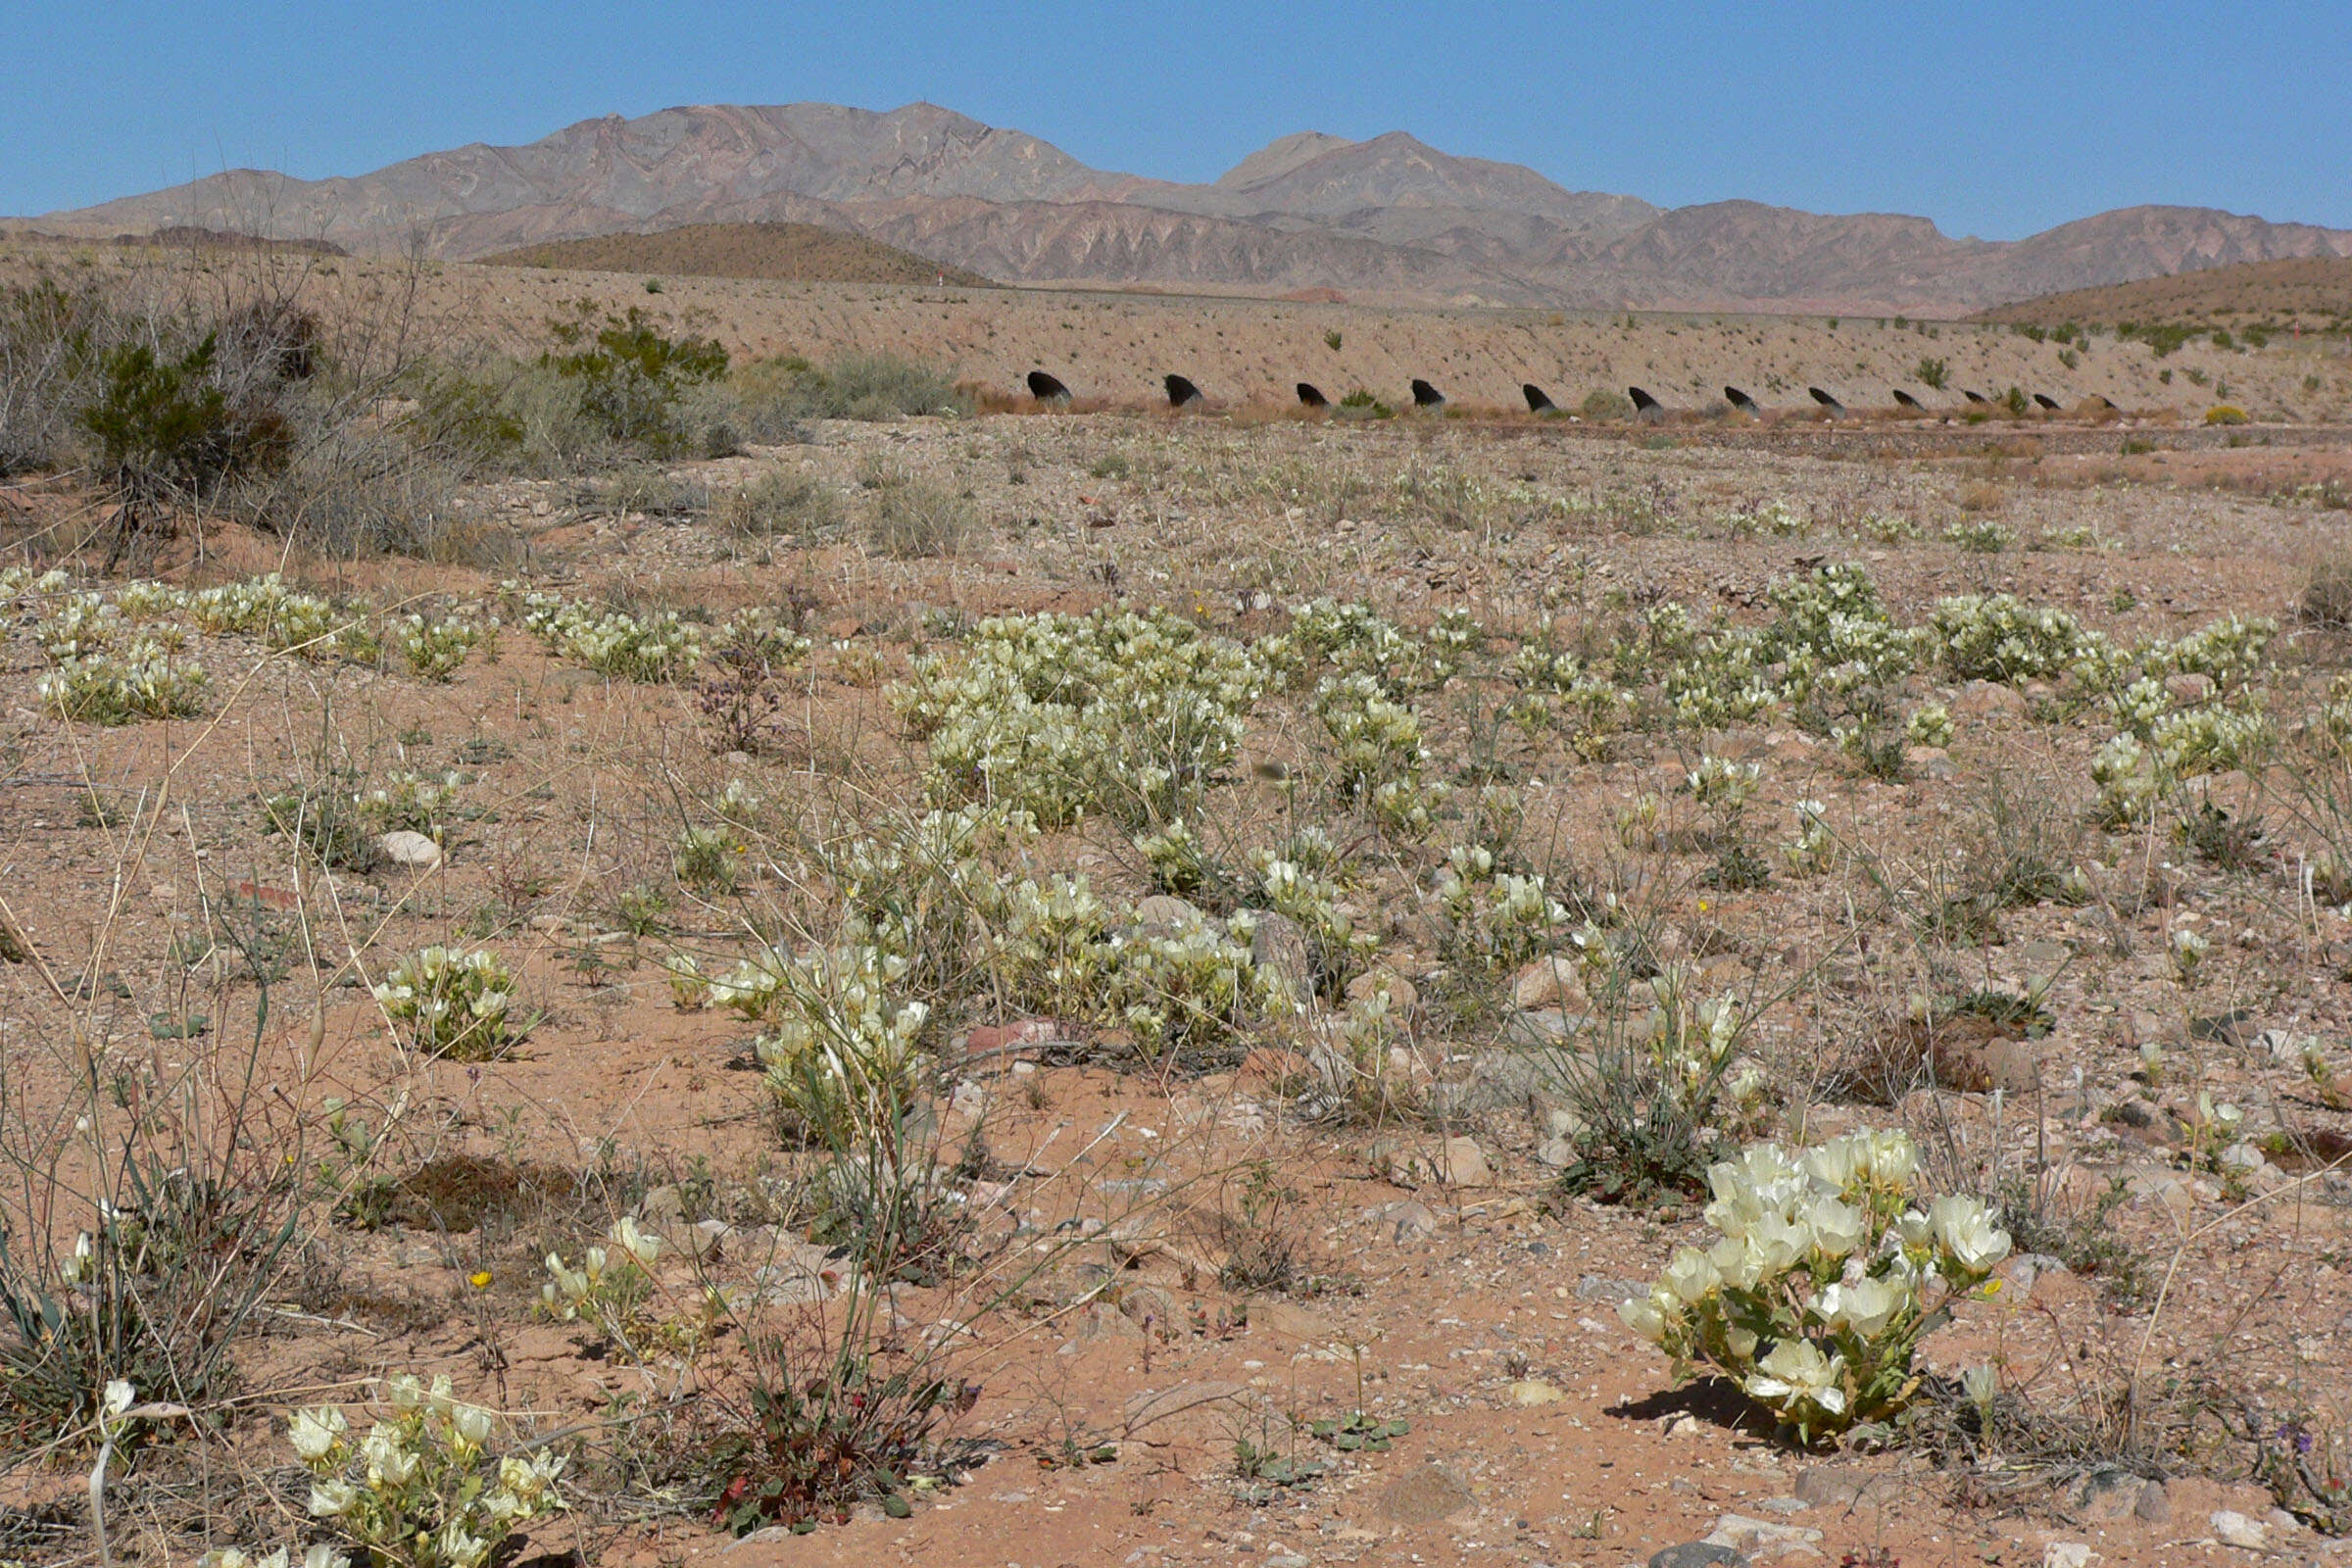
[
  {"x1": 1978, "y1": 253, "x2": 2352, "y2": 332},
  {"x1": 26, "y1": 101, "x2": 2352, "y2": 316},
  {"x1": 478, "y1": 220, "x2": 991, "y2": 286}
]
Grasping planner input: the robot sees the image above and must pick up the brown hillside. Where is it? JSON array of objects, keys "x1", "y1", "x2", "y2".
[
  {"x1": 476, "y1": 220, "x2": 992, "y2": 286},
  {"x1": 1978, "y1": 254, "x2": 2352, "y2": 329}
]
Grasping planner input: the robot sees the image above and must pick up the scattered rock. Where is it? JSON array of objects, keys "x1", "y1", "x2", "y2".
[
  {"x1": 1533, "y1": 1135, "x2": 1576, "y2": 1168},
  {"x1": 1433, "y1": 1045, "x2": 1582, "y2": 1114},
  {"x1": 2134, "y1": 1479, "x2": 2173, "y2": 1525},
  {"x1": 1507, "y1": 1379, "x2": 1566, "y2": 1406},
  {"x1": 1378, "y1": 1462, "x2": 1475, "y2": 1525},
  {"x1": 1791, "y1": 1466, "x2": 1890, "y2": 1509},
  {"x1": 1935, "y1": 1035, "x2": 2044, "y2": 1094},
  {"x1": 1056, "y1": 1300, "x2": 1146, "y2": 1353},
  {"x1": 1439, "y1": 1135, "x2": 1494, "y2": 1187},
  {"x1": 2211, "y1": 1509, "x2": 2268, "y2": 1550},
  {"x1": 1250, "y1": 1299, "x2": 1336, "y2": 1343},
  {"x1": 1510, "y1": 956, "x2": 1590, "y2": 1012},
  {"x1": 1116, "y1": 1283, "x2": 1178, "y2": 1329},
  {"x1": 2042, "y1": 1544, "x2": 2095, "y2": 1568},
  {"x1": 2165, "y1": 671, "x2": 2216, "y2": 705},
  {"x1": 1952, "y1": 680, "x2": 2029, "y2": 722},
  {"x1": 1376, "y1": 1199, "x2": 1442, "y2": 1243},
  {"x1": 963, "y1": 1017, "x2": 1060, "y2": 1056},
  {"x1": 1650, "y1": 1545, "x2": 1744, "y2": 1568},
  {"x1": 1250, "y1": 910, "x2": 1315, "y2": 1001},
  {"x1": 1576, "y1": 1276, "x2": 1649, "y2": 1304},
  {"x1": 2190, "y1": 1009, "x2": 2258, "y2": 1049},
  {"x1": 378, "y1": 830, "x2": 442, "y2": 868},
  {"x1": 1346, "y1": 968, "x2": 1417, "y2": 1012},
  {"x1": 1122, "y1": 1381, "x2": 1247, "y2": 1436},
  {"x1": 1496, "y1": 1009, "x2": 1587, "y2": 1051},
  {"x1": 1703, "y1": 1514, "x2": 1823, "y2": 1562},
  {"x1": 2071, "y1": 1467, "x2": 2152, "y2": 1522},
  {"x1": 1135, "y1": 894, "x2": 1205, "y2": 933},
  {"x1": 1369, "y1": 1134, "x2": 1492, "y2": 1189},
  {"x1": 2255, "y1": 1028, "x2": 2318, "y2": 1064}
]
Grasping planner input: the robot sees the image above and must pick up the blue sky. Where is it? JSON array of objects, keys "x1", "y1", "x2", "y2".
[{"x1": 7, "y1": 2, "x2": 2345, "y2": 239}]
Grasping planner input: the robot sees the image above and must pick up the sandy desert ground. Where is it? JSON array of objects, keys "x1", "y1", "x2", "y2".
[{"x1": 4, "y1": 245, "x2": 2352, "y2": 1568}]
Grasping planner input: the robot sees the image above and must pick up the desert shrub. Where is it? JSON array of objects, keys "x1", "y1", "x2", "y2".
[
  {"x1": 78, "y1": 333, "x2": 291, "y2": 504},
  {"x1": 1913, "y1": 356, "x2": 1949, "y2": 390},
  {"x1": 712, "y1": 470, "x2": 844, "y2": 542},
  {"x1": 1619, "y1": 1129, "x2": 2011, "y2": 1443},
  {"x1": 2298, "y1": 559, "x2": 2352, "y2": 629},
  {"x1": 372, "y1": 946, "x2": 529, "y2": 1061},
  {"x1": 693, "y1": 609, "x2": 811, "y2": 755},
  {"x1": 543, "y1": 305, "x2": 727, "y2": 453},
  {"x1": 1580, "y1": 388, "x2": 1633, "y2": 421},
  {"x1": 591, "y1": 467, "x2": 708, "y2": 519},
  {"x1": 287, "y1": 1374, "x2": 566, "y2": 1568},
  {"x1": 2204, "y1": 404, "x2": 2249, "y2": 426},
  {"x1": 0, "y1": 272, "x2": 111, "y2": 473},
  {"x1": 864, "y1": 478, "x2": 974, "y2": 558},
  {"x1": 739, "y1": 352, "x2": 965, "y2": 422}
]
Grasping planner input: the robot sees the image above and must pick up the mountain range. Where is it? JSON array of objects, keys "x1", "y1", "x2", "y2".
[{"x1": 27, "y1": 101, "x2": 2352, "y2": 316}]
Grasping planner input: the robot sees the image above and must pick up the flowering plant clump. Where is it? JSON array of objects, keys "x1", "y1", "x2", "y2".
[
  {"x1": 372, "y1": 946, "x2": 527, "y2": 1060},
  {"x1": 1905, "y1": 703, "x2": 1954, "y2": 749},
  {"x1": 37, "y1": 639, "x2": 210, "y2": 723},
  {"x1": 395, "y1": 614, "x2": 492, "y2": 681},
  {"x1": 829, "y1": 803, "x2": 1036, "y2": 1000},
  {"x1": 1260, "y1": 598, "x2": 1437, "y2": 695},
  {"x1": 2150, "y1": 612, "x2": 2276, "y2": 693},
  {"x1": 1311, "y1": 672, "x2": 1427, "y2": 802},
  {"x1": 517, "y1": 590, "x2": 704, "y2": 681},
  {"x1": 745, "y1": 942, "x2": 930, "y2": 1148},
  {"x1": 980, "y1": 875, "x2": 1290, "y2": 1054},
  {"x1": 198, "y1": 1546, "x2": 349, "y2": 1568},
  {"x1": 191, "y1": 572, "x2": 348, "y2": 655},
  {"x1": 1250, "y1": 850, "x2": 1376, "y2": 997},
  {"x1": 895, "y1": 608, "x2": 1262, "y2": 826},
  {"x1": 1620, "y1": 1129, "x2": 2011, "y2": 1443},
  {"x1": 542, "y1": 1216, "x2": 676, "y2": 1355},
  {"x1": 360, "y1": 771, "x2": 466, "y2": 839},
  {"x1": 1505, "y1": 624, "x2": 1637, "y2": 746},
  {"x1": 1927, "y1": 594, "x2": 2109, "y2": 684},
  {"x1": 32, "y1": 590, "x2": 125, "y2": 662},
  {"x1": 1134, "y1": 818, "x2": 1209, "y2": 896},
  {"x1": 1780, "y1": 799, "x2": 1838, "y2": 874},
  {"x1": 1436, "y1": 843, "x2": 1572, "y2": 971},
  {"x1": 288, "y1": 1373, "x2": 564, "y2": 1568}
]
